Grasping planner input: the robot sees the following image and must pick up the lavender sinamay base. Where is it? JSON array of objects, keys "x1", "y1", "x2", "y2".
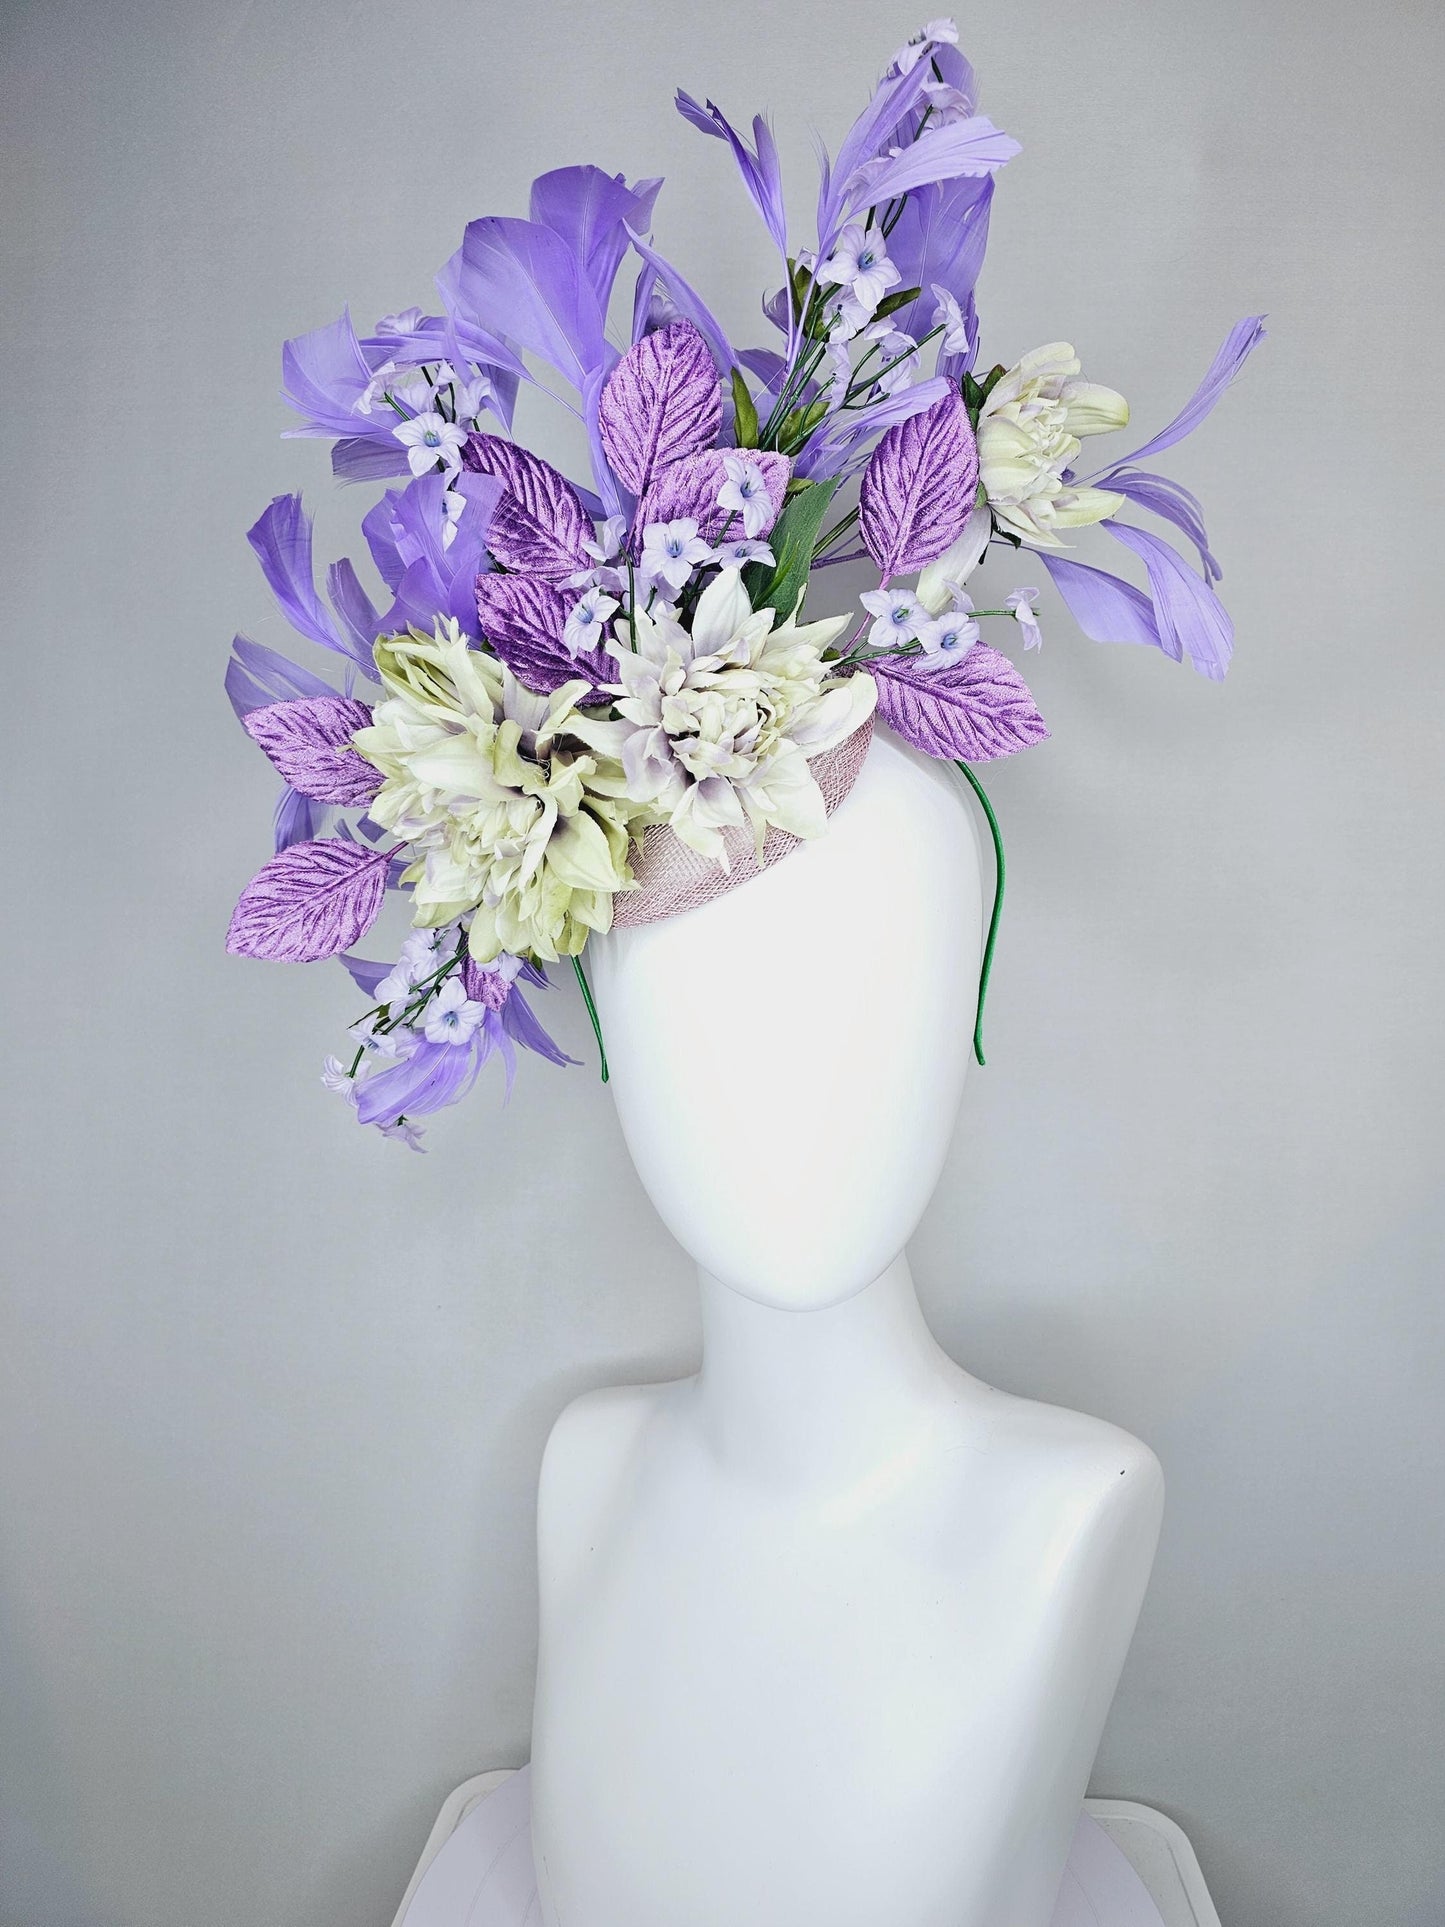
[{"x1": 392, "y1": 1766, "x2": 1196, "y2": 1927}]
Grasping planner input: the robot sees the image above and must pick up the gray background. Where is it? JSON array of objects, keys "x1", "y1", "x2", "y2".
[{"x1": 3, "y1": 0, "x2": 1442, "y2": 1922}]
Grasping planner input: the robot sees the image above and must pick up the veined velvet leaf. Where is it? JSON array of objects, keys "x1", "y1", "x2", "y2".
[
  {"x1": 859, "y1": 387, "x2": 978, "y2": 575},
  {"x1": 598, "y1": 320, "x2": 722, "y2": 496},
  {"x1": 635, "y1": 448, "x2": 791, "y2": 541},
  {"x1": 226, "y1": 838, "x2": 392, "y2": 963},
  {"x1": 474, "y1": 573, "x2": 611, "y2": 698},
  {"x1": 868, "y1": 646, "x2": 1049, "y2": 762},
  {"x1": 462, "y1": 435, "x2": 591, "y2": 580},
  {"x1": 241, "y1": 696, "x2": 381, "y2": 805}
]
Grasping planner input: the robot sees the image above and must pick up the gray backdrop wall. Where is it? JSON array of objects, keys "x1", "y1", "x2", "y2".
[{"x1": 4, "y1": 1, "x2": 1443, "y2": 1923}]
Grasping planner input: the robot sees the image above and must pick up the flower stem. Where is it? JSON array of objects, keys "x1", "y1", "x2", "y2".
[
  {"x1": 952, "y1": 760, "x2": 1006, "y2": 1068},
  {"x1": 571, "y1": 953, "x2": 609, "y2": 1083}
]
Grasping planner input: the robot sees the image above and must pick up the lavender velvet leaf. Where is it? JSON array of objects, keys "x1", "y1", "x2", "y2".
[
  {"x1": 868, "y1": 647, "x2": 1049, "y2": 762},
  {"x1": 225, "y1": 636, "x2": 337, "y2": 720},
  {"x1": 859, "y1": 388, "x2": 978, "y2": 575},
  {"x1": 462, "y1": 435, "x2": 591, "y2": 580},
  {"x1": 475, "y1": 572, "x2": 612, "y2": 699},
  {"x1": 241, "y1": 696, "x2": 382, "y2": 805},
  {"x1": 226, "y1": 838, "x2": 392, "y2": 963},
  {"x1": 598, "y1": 320, "x2": 723, "y2": 497},
  {"x1": 635, "y1": 448, "x2": 791, "y2": 541}
]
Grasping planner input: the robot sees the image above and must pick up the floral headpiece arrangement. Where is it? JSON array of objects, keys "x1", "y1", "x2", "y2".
[{"x1": 226, "y1": 19, "x2": 1262, "y2": 1149}]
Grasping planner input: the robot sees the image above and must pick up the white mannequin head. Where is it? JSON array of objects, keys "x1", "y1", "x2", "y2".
[{"x1": 587, "y1": 733, "x2": 984, "y2": 1312}]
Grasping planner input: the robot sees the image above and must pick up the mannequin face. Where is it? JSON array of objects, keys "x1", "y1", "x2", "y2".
[{"x1": 587, "y1": 737, "x2": 981, "y2": 1311}]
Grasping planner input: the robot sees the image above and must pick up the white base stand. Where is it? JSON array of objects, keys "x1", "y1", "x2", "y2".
[{"x1": 390, "y1": 1768, "x2": 1221, "y2": 1927}]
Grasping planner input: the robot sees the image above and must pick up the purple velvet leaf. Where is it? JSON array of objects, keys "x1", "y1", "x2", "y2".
[
  {"x1": 462, "y1": 435, "x2": 591, "y2": 580},
  {"x1": 868, "y1": 647, "x2": 1049, "y2": 762},
  {"x1": 225, "y1": 636, "x2": 336, "y2": 720},
  {"x1": 859, "y1": 388, "x2": 978, "y2": 575},
  {"x1": 226, "y1": 838, "x2": 392, "y2": 963},
  {"x1": 475, "y1": 573, "x2": 611, "y2": 698},
  {"x1": 598, "y1": 320, "x2": 722, "y2": 498},
  {"x1": 242, "y1": 696, "x2": 381, "y2": 805},
  {"x1": 635, "y1": 448, "x2": 791, "y2": 541}
]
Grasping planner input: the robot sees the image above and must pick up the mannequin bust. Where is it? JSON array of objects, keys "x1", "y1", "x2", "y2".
[{"x1": 529, "y1": 731, "x2": 1164, "y2": 1927}]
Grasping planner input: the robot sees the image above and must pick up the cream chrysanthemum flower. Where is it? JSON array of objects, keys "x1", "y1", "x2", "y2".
[
  {"x1": 604, "y1": 568, "x2": 877, "y2": 865},
  {"x1": 977, "y1": 343, "x2": 1129, "y2": 549},
  {"x1": 352, "y1": 620, "x2": 646, "y2": 963}
]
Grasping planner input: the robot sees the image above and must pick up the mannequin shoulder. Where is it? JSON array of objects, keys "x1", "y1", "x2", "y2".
[
  {"x1": 537, "y1": 1379, "x2": 678, "y2": 1527},
  {"x1": 950, "y1": 1379, "x2": 1165, "y2": 1526}
]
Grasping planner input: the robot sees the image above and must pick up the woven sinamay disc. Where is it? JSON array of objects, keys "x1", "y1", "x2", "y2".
[{"x1": 610, "y1": 716, "x2": 875, "y2": 930}]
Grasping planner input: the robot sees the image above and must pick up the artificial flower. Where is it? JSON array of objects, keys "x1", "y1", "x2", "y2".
[
  {"x1": 918, "y1": 594, "x2": 980, "y2": 663},
  {"x1": 893, "y1": 17, "x2": 959, "y2": 75},
  {"x1": 423, "y1": 977, "x2": 487, "y2": 1045},
  {"x1": 860, "y1": 586, "x2": 931, "y2": 649},
  {"x1": 819, "y1": 223, "x2": 901, "y2": 333},
  {"x1": 603, "y1": 568, "x2": 875, "y2": 864},
  {"x1": 717, "y1": 454, "x2": 774, "y2": 539},
  {"x1": 392, "y1": 411, "x2": 467, "y2": 476},
  {"x1": 930, "y1": 285, "x2": 971, "y2": 356},
  {"x1": 709, "y1": 537, "x2": 776, "y2": 568},
  {"x1": 353, "y1": 619, "x2": 647, "y2": 962},
  {"x1": 977, "y1": 344, "x2": 1128, "y2": 548},
  {"x1": 639, "y1": 517, "x2": 713, "y2": 592},
  {"x1": 1006, "y1": 587, "x2": 1043, "y2": 649},
  {"x1": 564, "y1": 588, "x2": 620, "y2": 653}
]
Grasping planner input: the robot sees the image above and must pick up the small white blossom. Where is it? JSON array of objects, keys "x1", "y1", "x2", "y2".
[
  {"x1": 860, "y1": 587, "x2": 930, "y2": 649},
  {"x1": 921, "y1": 78, "x2": 976, "y2": 125},
  {"x1": 393, "y1": 411, "x2": 467, "y2": 476},
  {"x1": 422, "y1": 977, "x2": 486, "y2": 1047},
  {"x1": 918, "y1": 591, "x2": 980, "y2": 664},
  {"x1": 455, "y1": 374, "x2": 495, "y2": 424},
  {"x1": 564, "y1": 587, "x2": 619, "y2": 654},
  {"x1": 321, "y1": 1055, "x2": 358, "y2": 1101},
  {"x1": 377, "y1": 1116, "x2": 427, "y2": 1151},
  {"x1": 717, "y1": 454, "x2": 773, "y2": 538},
  {"x1": 355, "y1": 360, "x2": 398, "y2": 417},
  {"x1": 639, "y1": 517, "x2": 712, "y2": 592},
  {"x1": 1007, "y1": 587, "x2": 1044, "y2": 650},
  {"x1": 892, "y1": 17, "x2": 959, "y2": 75},
  {"x1": 819, "y1": 223, "x2": 901, "y2": 326},
  {"x1": 863, "y1": 321, "x2": 920, "y2": 396},
  {"x1": 708, "y1": 537, "x2": 775, "y2": 569},
  {"x1": 930, "y1": 285, "x2": 972, "y2": 357}
]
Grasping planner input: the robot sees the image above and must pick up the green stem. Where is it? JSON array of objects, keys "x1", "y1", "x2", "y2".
[
  {"x1": 571, "y1": 953, "x2": 609, "y2": 1083},
  {"x1": 952, "y1": 760, "x2": 1006, "y2": 1068}
]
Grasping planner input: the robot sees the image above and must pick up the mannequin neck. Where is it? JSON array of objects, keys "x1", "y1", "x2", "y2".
[{"x1": 689, "y1": 1255, "x2": 979, "y2": 1491}]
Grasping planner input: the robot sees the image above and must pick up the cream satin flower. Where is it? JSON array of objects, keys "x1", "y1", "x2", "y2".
[
  {"x1": 352, "y1": 620, "x2": 646, "y2": 963},
  {"x1": 977, "y1": 343, "x2": 1128, "y2": 548},
  {"x1": 604, "y1": 569, "x2": 876, "y2": 866}
]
